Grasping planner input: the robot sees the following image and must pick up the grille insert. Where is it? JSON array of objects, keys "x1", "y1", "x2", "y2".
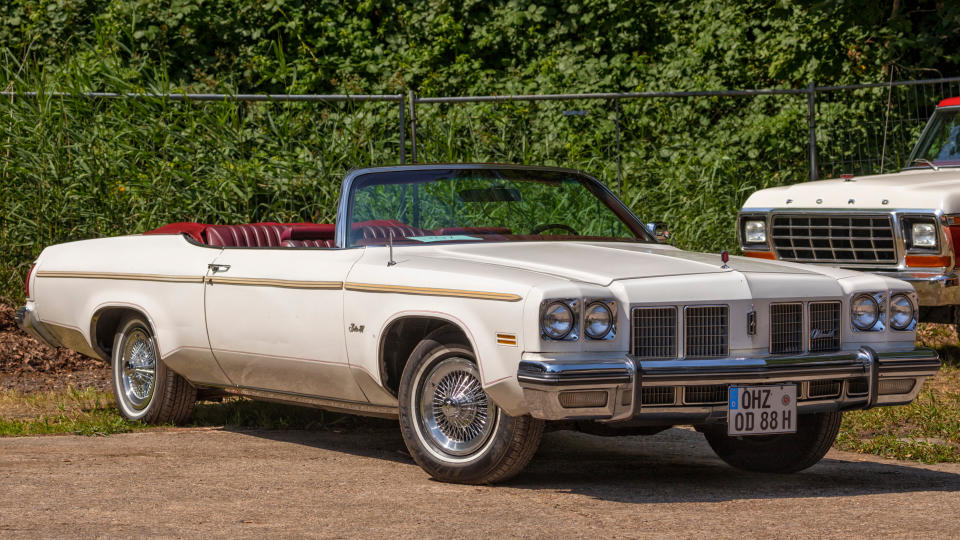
[
  {"x1": 684, "y1": 384, "x2": 728, "y2": 404},
  {"x1": 771, "y1": 214, "x2": 896, "y2": 264},
  {"x1": 641, "y1": 387, "x2": 675, "y2": 405},
  {"x1": 809, "y1": 301, "x2": 842, "y2": 352},
  {"x1": 847, "y1": 378, "x2": 869, "y2": 396},
  {"x1": 770, "y1": 303, "x2": 803, "y2": 354},
  {"x1": 631, "y1": 307, "x2": 677, "y2": 359},
  {"x1": 808, "y1": 380, "x2": 842, "y2": 399},
  {"x1": 685, "y1": 306, "x2": 729, "y2": 358}
]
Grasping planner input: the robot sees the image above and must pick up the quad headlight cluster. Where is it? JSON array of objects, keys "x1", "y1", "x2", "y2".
[
  {"x1": 541, "y1": 299, "x2": 617, "y2": 341},
  {"x1": 851, "y1": 292, "x2": 916, "y2": 332}
]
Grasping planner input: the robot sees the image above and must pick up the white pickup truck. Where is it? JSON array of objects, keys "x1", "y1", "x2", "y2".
[{"x1": 739, "y1": 97, "x2": 960, "y2": 329}]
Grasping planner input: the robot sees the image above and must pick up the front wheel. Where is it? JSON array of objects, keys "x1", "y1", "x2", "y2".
[
  {"x1": 398, "y1": 330, "x2": 544, "y2": 484},
  {"x1": 111, "y1": 315, "x2": 197, "y2": 424},
  {"x1": 702, "y1": 411, "x2": 842, "y2": 473}
]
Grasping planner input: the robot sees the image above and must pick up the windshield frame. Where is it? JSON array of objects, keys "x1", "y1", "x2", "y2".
[
  {"x1": 334, "y1": 164, "x2": 656, "y2": 248},
  {"x1": 904, "y1": 105, "x2": 960, "y2": 170}
]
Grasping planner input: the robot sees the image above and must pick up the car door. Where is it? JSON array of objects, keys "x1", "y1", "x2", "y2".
[{"x1": 203, "y1": 247, "x2": 367, "y2": 401}]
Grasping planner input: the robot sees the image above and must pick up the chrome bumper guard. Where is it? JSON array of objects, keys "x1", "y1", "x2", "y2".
[
  {"x1": 517, "y1": 347, "x2": 940, "y2": 423},
  {"x1": 15, "y1": 304, "x2": 62, "y2": 349}
]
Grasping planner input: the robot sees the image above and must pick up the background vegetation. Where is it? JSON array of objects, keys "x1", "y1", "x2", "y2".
[{"x1": 3, "y1": 0, "x2": 960, "y2": 302}]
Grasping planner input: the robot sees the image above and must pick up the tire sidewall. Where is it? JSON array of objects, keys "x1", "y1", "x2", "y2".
[
  {"x1": 398, "y1": 339, "x2": 524, "y2": 483},
  {"x1": 111, "y1": 316, "x2": 167, "y2": 422}
]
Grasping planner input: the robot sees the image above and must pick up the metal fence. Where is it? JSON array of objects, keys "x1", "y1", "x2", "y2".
[{"x1": 5, "y1": 75, "x2": 960, "y2": 184}]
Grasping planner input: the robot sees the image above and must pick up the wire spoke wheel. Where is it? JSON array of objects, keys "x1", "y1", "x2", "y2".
[
  {"x1": 120, "y1": 328, "x2": 157, "y2": 410},
  {"x1": 416, "y1": 357, "x2": 498, "y2": 458}
]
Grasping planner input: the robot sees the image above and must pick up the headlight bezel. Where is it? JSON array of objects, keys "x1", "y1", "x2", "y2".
[
  {"x1": 902, "y1": 216, "x2": 940, "y2": 252},
  {"x1": 583, "y1": 299, "x2": 617, "y2": 340},
  {"x1": 851, "y1": 293, "x2": 884, "y2": 332},
  {"x1": 540, "y1": 299, "x2": 579, "y2": 341},
  {"x1": 739, "y1": 215, "x2": 770, "y2": 249},
  {"x1": 889, "y1": 292, "x2": 917, "y2": 331}
]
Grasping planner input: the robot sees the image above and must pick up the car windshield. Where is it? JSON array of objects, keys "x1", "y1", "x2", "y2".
[
  {"x1": 346, "y1": 168, "x2": 649, "y2": 247},
  {"x1": 908, "y1": 108, "x2": 960, "y2": 168}
]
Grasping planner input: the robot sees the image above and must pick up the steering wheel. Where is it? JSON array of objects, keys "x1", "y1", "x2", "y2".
[{"x1": 529, "y1": 223, "x2": 580, "y2": 236}]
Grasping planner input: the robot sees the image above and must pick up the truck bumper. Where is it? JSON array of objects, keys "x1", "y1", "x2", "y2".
[
  {"x1": 876, "y1": 271, "x2": 960, "y2": 307},
  {"x1": 517, "y1": 347, "x2": 940, "y2": 423},
  {"x1": 15, "y1": 303, "x2": 62, "y2": 349}
]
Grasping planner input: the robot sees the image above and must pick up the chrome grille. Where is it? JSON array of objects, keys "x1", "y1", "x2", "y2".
[
  {"x1": 808, "y1": 380, "x2": 842, "y2": 399},
  {"x1": 770, "y1": 303, "x2": 803, "y2": 354},
  {"x1": 771, "y1": 214, "x2": 896, "y2": 264},
  {"x1": 684, "y1": 384, "x2": 727, "y2": 404},
  {"x1": 631, "y1": 307, "x2": 677, "y2": 359},
  {"x1": 809, "y1": 301, "x2": 842, "y2": 352},
  {"x1": 685, "y1": 306, "x2": 728, "y2": 358}
]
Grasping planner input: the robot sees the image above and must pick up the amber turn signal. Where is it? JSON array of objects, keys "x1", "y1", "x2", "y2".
[
  {"x1": 743, "y1": 251, "x2": 776, "y2": 260},
  {"x1": 905, "y1": 255, "x2": 951, "y2": 267}
]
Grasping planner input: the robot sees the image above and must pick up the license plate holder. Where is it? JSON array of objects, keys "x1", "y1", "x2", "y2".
[{"x1": 727, "y1": 384, "x2": 797, "y2": 436}]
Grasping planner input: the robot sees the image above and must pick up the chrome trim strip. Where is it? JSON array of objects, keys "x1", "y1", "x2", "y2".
[
  {"x1": 35, "y1": 270, "x2": 204, "y2": 283},
  {"x1": 213, "y1": 384, "x2": 399, "y2": 419},
  {"x1": 205, "y1": 276, "x2": 343, "y2": 290},
  {"x1": 15, "y1": 304, "x2": 63, "y2": 349},
  {"x1": 345, "y1": 282, "x2": 522, "y2": 302}
]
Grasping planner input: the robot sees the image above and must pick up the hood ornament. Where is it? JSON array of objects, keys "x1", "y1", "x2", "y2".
[{"x1": 721, "y1": 250, "x2": 730, "y2": 269}]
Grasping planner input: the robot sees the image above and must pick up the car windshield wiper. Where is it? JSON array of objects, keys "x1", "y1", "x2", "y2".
[{"x1": 910, "y1": 158, "x2": 941, "y2": 171}]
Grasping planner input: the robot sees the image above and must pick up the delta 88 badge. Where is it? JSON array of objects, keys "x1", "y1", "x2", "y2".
[{"x1": 727, "y1": 385, "x2": 797, "y2": 436}]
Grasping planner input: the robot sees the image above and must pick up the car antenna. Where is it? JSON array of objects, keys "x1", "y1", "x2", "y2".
[{"x1": 388, "y1": 230, "x2": 397, "y2": 267}]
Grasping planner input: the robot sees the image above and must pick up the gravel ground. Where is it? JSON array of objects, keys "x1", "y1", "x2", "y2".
[{"x1": 1, "y1": 426, "x2": 959, "y2": 538}]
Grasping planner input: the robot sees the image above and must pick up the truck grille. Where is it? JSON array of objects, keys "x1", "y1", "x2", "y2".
[
  {"x1": 770, "y1": 303, "x2": 803, "y2": 354},
  {"x1": 631, "y1": 307, "x2": 678, "y2": 360},
  {"x1": 771, "y1": 214, "x2": 896, "y2": 264},
  {"x1": 809, "y1": 301, "x2": 842, "y2": 352},
  {"x1": 685, "y1": 306, "x2": 729, "y2": 358}
]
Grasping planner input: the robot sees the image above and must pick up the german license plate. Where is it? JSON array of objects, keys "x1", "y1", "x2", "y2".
[{"x1": 727, "y1": 385, "x2": 797, "y2": 436}]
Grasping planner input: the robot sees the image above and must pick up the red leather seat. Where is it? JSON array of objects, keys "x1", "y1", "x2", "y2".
[
  {"x1": 353, "y1": 220, "x2": 425, "y2": 242},
  {"x1": 282, "y1": 239, "x2": 336, "y2": 248},
  {"x1": 205, "y1": 223, "x2": 287, "y2": 247}
]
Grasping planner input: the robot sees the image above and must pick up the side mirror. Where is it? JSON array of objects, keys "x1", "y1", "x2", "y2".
[{"x1": 646, "y1": 222, "x2": 671, "y2": 243}]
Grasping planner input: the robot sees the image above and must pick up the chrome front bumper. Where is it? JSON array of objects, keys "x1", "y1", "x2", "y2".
[
  {"x1": 517, "y1": 347, "x2": 940, "y2": 423},
  {"x1": 876, "y1": 271, "x2": 960, "y2": 307},
  {"x1": 15, "y1": 303, "x2": 62, "y2": 349}
]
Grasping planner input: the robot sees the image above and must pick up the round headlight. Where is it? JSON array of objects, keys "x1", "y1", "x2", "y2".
[
  {"x1": 584, "y1": 302, "x2": 614, "y2": 339},
  {"x1": 890, "y1": 294, "x2": 915, "y2": 330},
  {"x1": 744, "y1": 220, "x2": 767, "y2": 244},
  {"x1": 851, "y1": 294, "x2": 880, "y2": 331},
  {"x1": 542, "y1": 301, "x2": 574, "y2": 339}
]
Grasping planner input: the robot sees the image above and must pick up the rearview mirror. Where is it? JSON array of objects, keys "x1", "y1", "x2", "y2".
[{"x1": 646, "y1": 222, "x2": 671, "y2": 243}]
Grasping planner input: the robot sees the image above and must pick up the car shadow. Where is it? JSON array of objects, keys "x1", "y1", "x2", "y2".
[{"x1": 509, "y1": 428, "x2": 960, "y2": 503}]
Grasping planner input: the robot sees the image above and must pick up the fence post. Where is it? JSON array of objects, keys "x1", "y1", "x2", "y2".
[
  {"x1": 408, "y1": 90, "x2": 418, "y2": 163},
  {"x1": 615, "y1": 99, "x2": 622, "y2": 197},
  {"x1": 807, "y1": 82, "x2": 819, "y2": 181},
  {"x1": 398, "y1": 95, "x2": 406, "y2": 164}
]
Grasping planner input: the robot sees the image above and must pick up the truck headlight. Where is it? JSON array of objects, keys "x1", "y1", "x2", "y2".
[
  {"x1": 541, "y1": 300, "x2": 577, "y2": 340},
  {"x1": 744, "y1": 220, "x2": 767, "y2": 244},
  {"x1": 851, "y1": 294, "x2": 881, "y2": 331},
  {"x1": 911, "y1": 222, "x2": 937, "y2": 248},
  {"x1": 584, "y1": 301, "x2": 615, "y2": 340},
  {"x1": 889, "y1": 293, "x2": 916, "y2": 330}
]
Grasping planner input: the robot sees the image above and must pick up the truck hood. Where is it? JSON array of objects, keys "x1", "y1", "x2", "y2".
[
  {"x1": 743, "y1": 168, "x2": 960, "y2": 210},
  {"x1": 420, "y1": 241, "x2": 851, "y2": 286}
]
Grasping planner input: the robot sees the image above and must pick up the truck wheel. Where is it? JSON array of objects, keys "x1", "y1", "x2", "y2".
[
  {"x1": 398, "y1": 330, "x2": 544, "y2": 484},
  {"x1": 111, "y1": 315, "x2": 196, "y2": 424},
  {"x1": 702, "y1": 411, "x2": 842, "y2": 473}
]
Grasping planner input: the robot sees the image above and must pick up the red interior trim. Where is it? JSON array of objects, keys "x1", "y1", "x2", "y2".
[{"x1": 938, "y1": 97, "x2": 960, "y2": 108}]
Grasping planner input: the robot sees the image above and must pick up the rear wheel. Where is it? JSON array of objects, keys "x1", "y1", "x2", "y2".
[
  {"x1": 111, "y1": 315, "x2": 196, "y2": 424},
  {"x1": 702, "y1": 411, "x2": 842, "y2": 473},
  {"x1": 398, "y1": 330, "x2": 544, "y2": 484}
]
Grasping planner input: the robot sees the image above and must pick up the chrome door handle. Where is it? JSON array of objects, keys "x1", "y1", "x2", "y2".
[{"x1": 208, "y1": 264, "x2": 231, "y2": 273}]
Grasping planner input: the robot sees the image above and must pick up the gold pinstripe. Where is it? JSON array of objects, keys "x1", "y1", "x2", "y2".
[
  {"x1": 344, "y1": 282, "x2": 522, "y2": 302},
  {"x1": 35, "y1": 271, "x2": 203, "y2": 283},
  {"x1": 205, "y1": 276, "x2": 343, "y2": 289}
]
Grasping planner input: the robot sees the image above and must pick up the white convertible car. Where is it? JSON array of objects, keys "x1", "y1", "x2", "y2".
[{"x1": 17, "y1": 164, "x2": 939, "y2": 484}]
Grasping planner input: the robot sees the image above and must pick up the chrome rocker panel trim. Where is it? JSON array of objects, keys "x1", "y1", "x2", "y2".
[{"x1": 517, "y1": 347, "x2": 939, "y2": 423}]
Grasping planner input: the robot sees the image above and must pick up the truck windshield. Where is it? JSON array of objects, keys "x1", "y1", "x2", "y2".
[
  {"x1": 909, "y1": 108, "x2": 960, "y2": 168},
  {"x1": 346, "y1": 168, "x2": 650, "y2": 247}
]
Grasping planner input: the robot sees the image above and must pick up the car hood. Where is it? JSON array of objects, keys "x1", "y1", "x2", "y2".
[
  {"x1": 742, "y1": 168, "x2": 960, "y2": 210},
  {"x1": 419, "y1": 241, "x2": 852, "y2": 286}
]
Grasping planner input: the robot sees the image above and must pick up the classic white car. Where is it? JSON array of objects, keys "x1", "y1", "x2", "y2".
[
  {"x1": 739, "y1": 97, "x2": 960, "y2": 331},
  {"x1": 17, "y1": 164, "x2": 939, "y2": 484}
]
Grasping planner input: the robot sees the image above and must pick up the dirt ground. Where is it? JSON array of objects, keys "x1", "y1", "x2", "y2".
[{"x1": 1, "y1": 426, "x2": 959, "y2": 538}]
